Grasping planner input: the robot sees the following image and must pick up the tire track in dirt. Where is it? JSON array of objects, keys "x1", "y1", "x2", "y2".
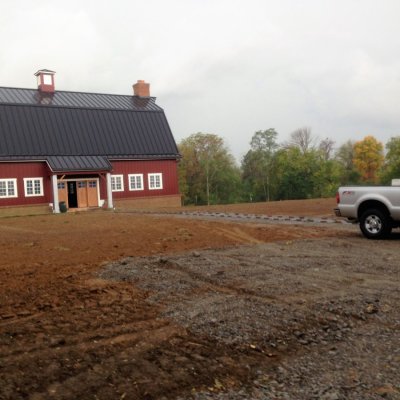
[
  {"x1": 212, "y1": 226, "x2": 263, "y2": 244},
  {"x1": 0, "y1": 272, "x2": 275, "y2": 400},
  {"x1": 0, "y1": 318, "x2": 177, "y2": 361}
]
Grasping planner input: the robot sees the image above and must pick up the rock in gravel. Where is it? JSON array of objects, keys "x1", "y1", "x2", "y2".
[
  {"x1": 365, "y1": 304, "x2": 379, "y2": 314},
  {"x1": 320, "y1": 391, "x2": 340, "y2": 400}
]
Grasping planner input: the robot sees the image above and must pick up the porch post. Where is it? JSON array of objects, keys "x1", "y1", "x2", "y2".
[
  {"x1": 52, "y1": 174, "x2": 60, "y2": 213},
  {"x1": 106, "y1": 173, "x2": 114, "y2": 209}
]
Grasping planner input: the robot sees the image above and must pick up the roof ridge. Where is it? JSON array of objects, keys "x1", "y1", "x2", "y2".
[
  {"x1": 0, "y1": 102, "x2": 164, "y2": 113},
  {"x1": 0, "y1": 86, "x2": 163, "y2": 112},
  {"x1": 0, "y1": 85, "x2": 157, "y2": 99}
]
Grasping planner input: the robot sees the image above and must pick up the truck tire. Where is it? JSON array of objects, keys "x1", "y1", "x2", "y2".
[{"x1": 359, "y1": 208, "x2": 392, "y2": 239}]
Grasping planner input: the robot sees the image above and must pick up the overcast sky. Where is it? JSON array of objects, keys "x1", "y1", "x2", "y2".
[{"x1": 1, "y1": 0, "x2": 399, "y2": 161}]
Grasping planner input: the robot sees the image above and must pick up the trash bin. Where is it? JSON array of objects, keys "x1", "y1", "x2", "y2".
[{"x1": 59, "y1": 201, "x2": 68, "y2": 213}]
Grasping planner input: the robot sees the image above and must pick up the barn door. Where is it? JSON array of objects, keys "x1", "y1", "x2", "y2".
[
  {"x1": 77, "y1": 181, "x2": 88, "y2": 208},
  {"x1": 57, "y1": 181, "x2": 68, "y2": 207},
  {"x1": 87, "y1": 180, "x2": 98, "y2": 207}
]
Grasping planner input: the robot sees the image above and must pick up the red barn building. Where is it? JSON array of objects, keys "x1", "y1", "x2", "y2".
[{"x1": 0, "y1": 70, "x2": 181, "y2": 215}]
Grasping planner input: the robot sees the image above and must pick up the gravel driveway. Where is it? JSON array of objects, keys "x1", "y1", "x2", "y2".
[{"x1": 101, "y1": 235, "x2": 400, "y2": 399}]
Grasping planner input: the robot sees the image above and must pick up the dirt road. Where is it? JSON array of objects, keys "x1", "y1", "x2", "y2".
[{"x1": 0, "y1": 199, "x2": 399, "y2": 399}]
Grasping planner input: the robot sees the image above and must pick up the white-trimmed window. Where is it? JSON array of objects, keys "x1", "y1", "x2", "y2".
[
  {"x1": 111, "y1": 175, "x2": 124, "y2": 192},
  {"x1": 128, "y1": 174, "x2": 144, "y2": 191},
  {"x1": 24, "y1": 178, "x2": 43, "y2": 197},
  {"x1": 0, "y1": 178, "x2": 18, "y2": 198},
  {"x1": 148, "y1": 173, "x2": 163, "y2": 190}
]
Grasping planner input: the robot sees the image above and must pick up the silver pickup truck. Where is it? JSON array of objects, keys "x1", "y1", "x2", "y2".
[{"x1": 334, "y1": 182, "x2": 400, "y2": 239}]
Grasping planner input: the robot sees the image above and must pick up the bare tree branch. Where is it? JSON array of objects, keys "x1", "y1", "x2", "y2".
[
  {"x1": 319, "y1": 137, "x2": 335, "y2": 160},
  {"x1": 285, "y1": 127, "x2": 316, "y2": 153}
]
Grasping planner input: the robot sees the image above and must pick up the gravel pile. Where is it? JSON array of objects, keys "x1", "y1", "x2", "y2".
[{"x1": 100, "y1": 237, "x2": 400, "y2": 399}]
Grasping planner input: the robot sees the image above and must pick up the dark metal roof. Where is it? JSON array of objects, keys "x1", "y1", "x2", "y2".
[
  {"x1": 0, "y1": 87, "x2": 180, "y2": 163},
  {"x1": 0, "y1": 87, "x2": 162, "y2": 111},
  {"x1": 47, "y1": 156, "x2": 112, "y2": 172}
]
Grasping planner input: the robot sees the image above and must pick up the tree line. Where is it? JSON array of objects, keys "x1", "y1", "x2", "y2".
[{"x1": 178, "y1": 128, "x2": 400, "y2": 205}]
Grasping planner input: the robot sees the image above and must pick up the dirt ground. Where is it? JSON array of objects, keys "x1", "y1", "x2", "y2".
[{"x1": 0, "y1": 198, "x2": 399, "y2": 400}]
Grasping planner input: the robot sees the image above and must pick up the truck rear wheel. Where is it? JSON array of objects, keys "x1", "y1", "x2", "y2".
[{"x1": 359, "y1": 208, "x2": 392, "y2": 239}]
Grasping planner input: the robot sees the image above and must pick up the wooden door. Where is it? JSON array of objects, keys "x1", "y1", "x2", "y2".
[
  {"x1": 77, "y1": 181, "x2": 88, "y2": 208},
  {"x1": 57, "y1": 181, "x2": 68, "y2": 207},
  {"x1": 87, "y1": 180, "x2": 98, "y2": 207}
]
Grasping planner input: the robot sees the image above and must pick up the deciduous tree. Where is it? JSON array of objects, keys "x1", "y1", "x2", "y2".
[
  {"x1": 335, "y1": 140, "x2": 361, "y2": 185},
  {"x1": 271, "y1": 147, "x2": 316, "y2": 199},
  {"x1": 270, "y1": 145, "x2": 342, "y2": 200},
  {"x1": 381, "y1": 136, "x2": 400, "y2": 184},
  {"x1": 353, "y1": 136, "x2": 384, "y2": 183},
  {"x1": 178, "y1": 133, "x2": 241, "y2": 205},
  {"x1": 285, "y1": 127, "x2": 316, "y2": 154},
  {"x1": 241, "y1": 129, "x2": 279, "y2": 201},
  {"x1": 318, "y1": 137, "x2": 335, "y2": 160}
]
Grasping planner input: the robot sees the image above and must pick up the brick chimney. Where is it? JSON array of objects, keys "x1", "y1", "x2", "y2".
[
  {"x1": 34, "y1": 69, "x2": 56, "y2": 93},
  {"x1": 133, "y1": 80, "x2": 150, "y2": 97}
]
